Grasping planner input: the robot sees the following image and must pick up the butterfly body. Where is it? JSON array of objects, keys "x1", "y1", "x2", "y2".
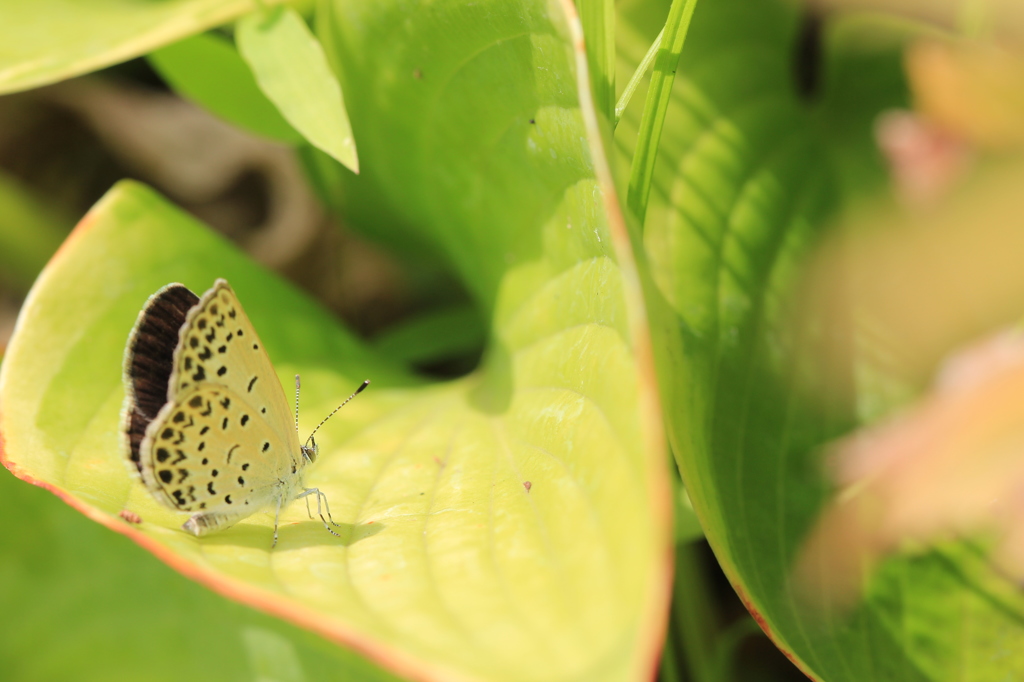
[{"x1": 122, "y1": 279, "x2": 334, "y2": 544}]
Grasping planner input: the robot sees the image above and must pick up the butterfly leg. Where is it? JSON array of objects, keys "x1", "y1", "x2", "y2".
[
  {"x1": 313, "y1": 488, "x2": 340, "y2": 527},
  {"x1": 295, "y1": 488, "x2": 341, "y2": 537}
]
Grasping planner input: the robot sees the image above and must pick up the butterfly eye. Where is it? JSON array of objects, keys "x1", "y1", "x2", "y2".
[{"x1": 302, "y1": 437, "x2": 318, "y2": 464}]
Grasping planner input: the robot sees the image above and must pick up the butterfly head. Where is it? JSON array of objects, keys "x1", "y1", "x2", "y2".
[{"x1": 301, "y1": 436, "x2": 319, "y2": 464}]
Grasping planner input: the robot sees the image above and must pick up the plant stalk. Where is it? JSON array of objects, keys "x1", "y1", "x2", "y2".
[{"x1": 625, "y1": 0, "x2": 699, "y2": 228}]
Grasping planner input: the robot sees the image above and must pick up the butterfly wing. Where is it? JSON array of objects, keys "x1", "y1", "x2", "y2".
[
  {"x1": 125, "y1": 279, "x2": 308, "y2": 536},
  {"x1": 138, "y1": 384, "x2": 300, "y2": 520},
  {"x1": 122, "y1": 283, "x2": 201, "y2": 480},
  {"x1": 169, "y1": 279, "x2": 297, "y2": 449}
]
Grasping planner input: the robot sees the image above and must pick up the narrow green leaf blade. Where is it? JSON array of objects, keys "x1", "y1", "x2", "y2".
[
  {"x1": 148, "y1": 32, "x2": 303, "y2": 144},
  {"x1": 237, "y1": 7, "x2": 359, "y2": 173}
]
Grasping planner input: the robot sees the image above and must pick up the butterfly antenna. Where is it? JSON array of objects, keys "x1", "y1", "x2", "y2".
[
  {"x1": 304, "y1": 380, "x2": 370, "y2": 446},
  {"x1": 294, "y1": 375, "x2": 302, "y2": 438}
]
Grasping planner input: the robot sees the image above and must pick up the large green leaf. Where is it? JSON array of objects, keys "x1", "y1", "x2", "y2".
[
  {"x1": 0, "y1": 0, "x2": 289, "y2": 95},
  {"x1": 618, "y1": 0, "x2": 1024, "y2": 679},
  {"x1": 0, "y1": 1, "x2": 669, "y2": 680}
]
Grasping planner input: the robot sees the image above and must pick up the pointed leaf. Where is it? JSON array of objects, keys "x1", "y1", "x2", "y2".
[{"x1": 237, "y1": 7, "x2": 358, "y2": 173}]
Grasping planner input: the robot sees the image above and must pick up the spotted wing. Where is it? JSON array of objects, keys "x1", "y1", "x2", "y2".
[
  {"x1": 168, "y1": 279, "x2": 295, "y2": 449},
  {"x1": 138, "y1": 384, "x2": 301, "y2": 515}
]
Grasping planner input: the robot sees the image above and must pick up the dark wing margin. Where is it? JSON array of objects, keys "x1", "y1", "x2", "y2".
[{"x1": 122, "y1": 283, "x2": 200, "y2": 474}]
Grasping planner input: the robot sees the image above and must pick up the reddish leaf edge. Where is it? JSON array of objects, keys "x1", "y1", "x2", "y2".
[
  {"x1": 560, "y1": 0, "x2": 674, "y2": 679},
  {"x1": 735, "y1": 582, "x2": 818, "y2": 681}
]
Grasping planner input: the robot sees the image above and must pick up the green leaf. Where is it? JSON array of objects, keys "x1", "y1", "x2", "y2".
[
  {"x1": 148, "y1": 32, "x2": 303, "y2": 144},
  {"x1": 0, "y1": 0, "x2": 290, "y2": 95},
  {"x1": 237, "y1": 7, "x2": 358, "y2": 173},
  {"x1": 0, "y1": 1, "x2": 669, "y2": 680},
  {"x1": 618, "y1": 0, "x2": 1024, "y2": 680},
  {"x1": 0, "y1": 464, "x2": 399, "y2": 682}
]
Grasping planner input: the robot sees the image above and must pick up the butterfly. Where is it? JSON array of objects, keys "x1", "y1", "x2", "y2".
[{"x1": 121, "y1": 278, "x2": 367, "y2": 546}]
